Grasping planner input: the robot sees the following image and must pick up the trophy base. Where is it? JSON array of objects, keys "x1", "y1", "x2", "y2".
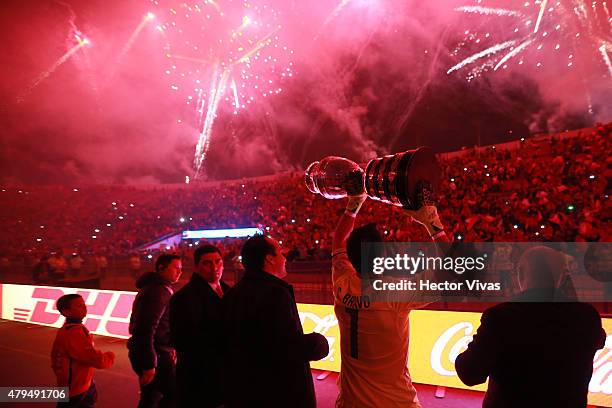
[{"x1": 364, "y1": 147, "x2": 441, "y2": 210}]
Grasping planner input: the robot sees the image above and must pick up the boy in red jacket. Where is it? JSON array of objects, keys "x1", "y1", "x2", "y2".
[{"x1": 51, "y1": 294, "x2": 115, "y2": 407}]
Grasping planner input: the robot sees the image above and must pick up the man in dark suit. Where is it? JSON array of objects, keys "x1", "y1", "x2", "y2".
[
  {"x1": 169, "y1": 245, "x2": 230, "y2": 408},
  {"x1": 222, "y1": 235, "x2": 329, "y2": 408},
  {"x1": 455, "y1": 246, "x2": 606, "y2": 408}
]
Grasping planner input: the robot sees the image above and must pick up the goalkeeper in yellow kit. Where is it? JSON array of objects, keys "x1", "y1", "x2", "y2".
[{"x1": 331, "y1": 181, "x2": 450, "y2": 408}]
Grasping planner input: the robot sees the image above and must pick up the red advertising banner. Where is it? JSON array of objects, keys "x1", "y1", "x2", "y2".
[{"x1": 1, "y1": 284, "x2": 135, "y2": 338}]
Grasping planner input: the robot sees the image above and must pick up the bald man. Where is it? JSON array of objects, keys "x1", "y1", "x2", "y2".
[{"x1": 455, "y1": 246, "x2": 606, "y2": 408}]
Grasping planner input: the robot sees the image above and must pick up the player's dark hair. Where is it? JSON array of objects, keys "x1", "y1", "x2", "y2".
[{"x1": 346, "y1": 223, "x2": 383, "y2": 276}]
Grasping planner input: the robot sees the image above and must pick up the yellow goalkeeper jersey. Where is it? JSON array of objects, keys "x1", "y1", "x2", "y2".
[{"x1": 332, "y1": 250, "x2": 427, "y2": 408}]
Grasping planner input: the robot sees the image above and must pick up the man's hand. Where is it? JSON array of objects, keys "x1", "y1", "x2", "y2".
[
  {"x1": 344, "y1": 168, "x2": 365, "y2": 196},
  {"x1": 140, "y1": 368, "x2": 156, "y2": 386},
  {"x1": 345, "y1": 193, "x2": 367, "y2": 215},
  {"x1": 405, "y1": 181, "x2": 444, "y2": 236},
  {"x1": 405, "y1": 205, "x2": 444, "y2": 236}
]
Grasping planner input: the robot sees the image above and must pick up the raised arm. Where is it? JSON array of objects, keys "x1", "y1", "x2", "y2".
[
  {"x1": 403, "y1": 181, "x2": 448, "y2": 242},
  {"x1": 404, "y1": 184, "x2": 455, "y2": 284},
  {"x1": 332, "y1": 169, "x2": 368, "y2": 252},
  {"x1": 332, "y1": 195, "x2": 367, "y2": 252}
]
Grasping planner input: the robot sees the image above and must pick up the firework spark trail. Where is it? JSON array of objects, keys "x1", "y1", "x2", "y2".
[
  {"x1": 167, "y1": 54, "x2": 210, "y2": 64},
  {"x1": 17, "y1": 0, "x2": 86, "y2": 102},
  {"x1": 119, "y1": 15, "x2": 154, "y2": 66},
  {"x1": 599, "y1": 43, "x2": 612, "y2": 74},
  {"x1": 315, "y1": 0, "x2": 353, "y2": 40},
  {"x1": 205, "y1": 0, "x2": 222, "y2": 14},
  {"x1": 324, "y1": 0, "x2": 352, "y2": 27},
  {"x1": 447, "y1": 40, "x2": 516, "y2": 74},
  {"x1": 494, "y1": 38, "x2": 534, "y2": 70},
  {"x1": 594, "y1": 1, "x2": 612, "y2": 75},
  {"x1": 455, "y1": 6, "x2": 524, "y2": 17},
  {"x1": 534, "y1": 0, "x2": 548, "y2": 33},
  {"x1": 19, "y1": 40, "x2": 87, "y2": 102},
  {"x1": 572, "y1": 0, "x2": 612, "y2": 75},
  {"x1": 194, "y1": 66, "x2": 221, "y2": 175},
  {"x1": 234, "y1": 29, "x2": 279, "y2": 64},
  {"x1": 194, "y1": 66, "x2": 230, "y2": 177},
  {"x1": 196, "y1": 87, "x2": 206, "y2": 127},
  {"x1": 194, "y1": 26, "x2": 280, "y2": 175},
  {"x1": 451, "y1": 0, "x2": 611, "y2": 83},
  {"x1": 155, "y1": 0, "x2": 293, "y2": 177},
  {"x1": 231, "y1": 78, "x2": 240, "y2": 109}
]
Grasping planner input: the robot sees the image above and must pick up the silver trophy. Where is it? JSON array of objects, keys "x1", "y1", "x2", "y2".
[{"x1": 304, "y1": 147, "x2": 441, "y2": 210}]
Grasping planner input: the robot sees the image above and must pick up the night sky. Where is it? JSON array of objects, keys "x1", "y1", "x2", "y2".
[{"x1": 1, "y1": 0, "x2": 610, "y2": 184}]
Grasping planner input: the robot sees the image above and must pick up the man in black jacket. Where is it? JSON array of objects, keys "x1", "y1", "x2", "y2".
[
  {"x1": 170, "y1": 245, "x2": 230, "y2": 408},
  {"x1": 128, "y1": 254, "x2": 182, "y2": 408},
  {"x1": 455, "y1": 246, "x2": 606, "y2": 408},
  {"x1": 223, "y1": 235, "x2": 329, "y2": 408}
]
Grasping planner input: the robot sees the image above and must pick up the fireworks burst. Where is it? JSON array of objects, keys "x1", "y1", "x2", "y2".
[
  {"x1": 448, "y1": 0, "x2": 612, "y2": 80},
  {"x1": 151, "y1": 0, "x2": 294, "y2": 178}
]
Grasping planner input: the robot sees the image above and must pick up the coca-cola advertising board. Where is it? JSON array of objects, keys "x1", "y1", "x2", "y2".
[
  {"x1": 409, "y1": 309, "x2": 611, "y2": 406},
  {"x1": 1, "y1": 284, "x2": 609, "y2": 405}
]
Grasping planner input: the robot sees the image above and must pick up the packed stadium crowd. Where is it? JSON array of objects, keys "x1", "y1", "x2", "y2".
[{"x1": 0, "y1": 124, "x2": 609, "y2": 275}]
